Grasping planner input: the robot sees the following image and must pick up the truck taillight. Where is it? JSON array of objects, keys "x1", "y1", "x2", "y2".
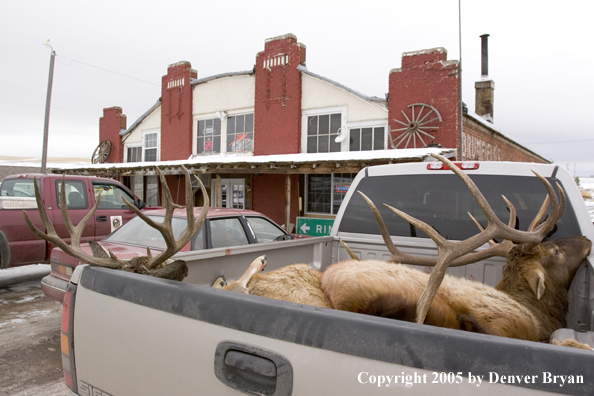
[
  {"x1": 61, "y1": 283, "x2": 78, "y2": 393},
  {"x1": 427, "y1": 161, "x2": 479, "y2": 170}
]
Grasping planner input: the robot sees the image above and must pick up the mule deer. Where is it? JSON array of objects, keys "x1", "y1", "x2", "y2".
[{"x1": 24, "y1": 165, "x2": 208, "y2": 281}]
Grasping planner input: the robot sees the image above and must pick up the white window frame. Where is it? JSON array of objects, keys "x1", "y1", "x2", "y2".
[
  {"x1": 124, "y1": 143, "x2": 142, "y2": 163},
  {"x1": 193, "y1": 110, "x2": 255, "y2": 156},
  {"x1": 301, "y1": 106, "x2": 347, "y2": 153},
  {"x1": 346, "y1": 120, "x2": 389, "y2": 151},
  {"x1": 142, "y1": 129, "x2": 160, "y2": 162}
]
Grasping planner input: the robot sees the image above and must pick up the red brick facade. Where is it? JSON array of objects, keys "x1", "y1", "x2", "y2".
[
  {"x1": 254, "y1": 34, "x2": 305, "y2": 155},
  {"x1": 389, "y1": 48, "x2": 460, "y2": 151},
  {"x1": 160, "y1": 61, "x2": 197, "y2": 161},
  {"x1": 99, "y1": 107, "x2": 126, "y2": 163}
]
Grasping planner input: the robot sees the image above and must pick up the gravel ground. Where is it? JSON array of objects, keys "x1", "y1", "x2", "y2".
[{"x1": 0, "y1": 267, "x2": 69, "y2": 396}]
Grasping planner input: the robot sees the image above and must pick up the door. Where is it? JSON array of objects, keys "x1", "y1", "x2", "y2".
[{"x1": 214, "y1": 179, "x2": 245, "y2": 209}]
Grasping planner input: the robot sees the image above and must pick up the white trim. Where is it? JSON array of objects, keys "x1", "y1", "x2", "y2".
[
  {"x1": 301, "y1": 106, "x2": 348, "y2": 153},
  {"x1": 123, "y1": 143, "x2": 142, "y2": 163},
  {"x1": 193, "y1": 111, "x2": 255, "y2": 156},
  {"x1": 142, "y1": 129, "x2": 160, "y2": 162},
  {"x1": 347, "y1": 121, "x2": 390, "y2": 151}
]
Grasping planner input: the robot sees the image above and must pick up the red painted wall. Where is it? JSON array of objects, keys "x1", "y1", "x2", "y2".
[
  {"x1": 252, "y1": 174, "x2": 299, "y2": 228},
  {"x1": 254, "y1": 34, "x2": 305, "y2": 155},
  {"x1": 160, "y1": 61, "x2": 197, "y2": 161},
  {"x1": 388, "y1": 48, "x2": 460, "y2": 153},
  {"x1": 98, "y1": 107, "x2": 126, "y2": 163}
]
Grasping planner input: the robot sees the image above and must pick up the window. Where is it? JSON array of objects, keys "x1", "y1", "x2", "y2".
[
  {"x1": 126, "y1": 146, "x2": 142, "y2": 162},
  {"x1": 227, "y1": 114, "x2": 254, "y2": 153},
  {"x1": 143, "y1": 132, "x2": 159, "y2": 162},
  {"x1": 197, "y1": 118, "x2": 222, "y2": 154},
  {"x1": 210, "y1": 218, "x2": 249, "y2": 248},
  {"x1": 349, "y1": 127, "x2": 385, "y2": 151},
  {"x1": 307, "y1": 113, "x2": 342, "y2": 153},
  {"x1": 93, "y1": 183, "x2": 135, "y2": 210},
  {"x1": 245, "y1": 217, "x2": 286, "y2": 243},
  {"x1": 145, "y1": 176, "x2": 159, "y2": 206},
  {"x1": 55, "y1": 180, "x2": 88, "y2": 210},
  {"x1": 306, "y1": 173, "x2": 355, "y2": 215},
  {"x1": 0, "y1": 178, "x2": 39, "y2": 197}
]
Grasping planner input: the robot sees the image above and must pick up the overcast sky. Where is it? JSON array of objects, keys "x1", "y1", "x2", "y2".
[{"x1": 1, "y1": 1, "x2": 592, "y2": 175}]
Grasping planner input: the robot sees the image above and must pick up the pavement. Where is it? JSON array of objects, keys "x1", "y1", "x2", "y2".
[{"x1": 0, "y1": 264, "x2": 50, "y2": 288}]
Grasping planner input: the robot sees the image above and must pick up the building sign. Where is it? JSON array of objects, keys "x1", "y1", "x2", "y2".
[
  {"x1": 296, "y1": 217, "x2": 335, "y2": 237},
  {"x1": 463, "y1": 132, "x2": 501, "y2": 161},
  {"x1": 335, "y1": 183, "x2": 350, "y2": 193}
]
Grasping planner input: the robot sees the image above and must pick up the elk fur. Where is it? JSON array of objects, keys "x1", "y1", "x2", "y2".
[
  {"x1": 320, "y1": 235, "x2": 592, "y2": 342},
  {"x1": 213, "y1": 256, "x2": 332, "y2": 309}
]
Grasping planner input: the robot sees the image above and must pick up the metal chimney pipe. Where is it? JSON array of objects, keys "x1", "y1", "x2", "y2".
[{"x1": 480, "y1": 34, "x2": 489, "y2": 77}]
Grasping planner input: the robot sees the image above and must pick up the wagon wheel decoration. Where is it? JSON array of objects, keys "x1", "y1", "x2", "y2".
[
  {"x1": 92, "y1": 140, "x2": 112, "y2": 164},
  {"x1": 390, "y1": 103, "x2": 442, "y2": 149}
]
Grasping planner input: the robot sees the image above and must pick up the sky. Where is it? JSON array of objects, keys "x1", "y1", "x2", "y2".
[{"x1": 1, "y1": 1, "x2": 593, "y2": 175}]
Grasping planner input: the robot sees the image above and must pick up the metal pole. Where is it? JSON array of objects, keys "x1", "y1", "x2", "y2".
[
  {"x1": 41, "y1": 46, "x2": 56, "y2": 174},
  {"x1": 458, "y1": 0, "x2": 464, "y2": 161}
]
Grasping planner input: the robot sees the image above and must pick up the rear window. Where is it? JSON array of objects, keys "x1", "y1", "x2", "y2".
[
  {"x1": 0, "y1": 178, "x2": 39, "y2": 197},
  {"x1": 338, "y1": 174, "x2": 580, "y2": 241}
]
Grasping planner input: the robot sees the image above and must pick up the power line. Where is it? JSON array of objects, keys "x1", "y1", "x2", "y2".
[{"x1": 56, "y1": 55, "x2": 160, "y2": 87}]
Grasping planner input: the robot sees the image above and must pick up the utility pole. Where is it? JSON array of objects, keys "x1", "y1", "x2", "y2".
[
  {"x1": 41, "y1": 40, "x2": 55, "y2": 174},
  {"x1": 458, "y1": 0, "x2": 464, "y2": 161}
]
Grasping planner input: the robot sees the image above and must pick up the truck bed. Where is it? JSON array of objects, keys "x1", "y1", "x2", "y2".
[{"x1": 69, "y1": 265, "x2": 594, "y2": 396}]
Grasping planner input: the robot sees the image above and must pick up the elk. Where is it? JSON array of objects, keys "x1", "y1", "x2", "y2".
[
  {"x1": 23, "y1": 165, "x2": 208, "y2": 281},
  {"x1": 212, "y1": 255, "x2": 332, "y2": 309},
  {"x1": 320, "y1": 154, "x2": 591, "y2": 342}
]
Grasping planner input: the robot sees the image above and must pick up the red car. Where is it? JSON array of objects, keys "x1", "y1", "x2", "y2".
[{"x1": 41, "y1": 207, "x2": 296, "y2": 302}]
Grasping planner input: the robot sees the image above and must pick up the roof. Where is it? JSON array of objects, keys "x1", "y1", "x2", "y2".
[{"x1": 51, "y1": 148, "x2": 457, "y2": 177}]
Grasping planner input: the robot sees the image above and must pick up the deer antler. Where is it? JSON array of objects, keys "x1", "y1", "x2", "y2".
[
  {"x1": 361, "y1": 153, "x2": 565, "y2": 325},
  {"x1": 23, "y1": 165, "x2": 208, "y2": 280}
]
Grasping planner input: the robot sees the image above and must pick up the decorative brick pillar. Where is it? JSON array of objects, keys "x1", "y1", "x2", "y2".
[
  {"x1": 254, "y1": 34, "x2": 306, "y2": 155},
  {"x1": 99, "y1": 107, "x2": 126, "y2": 163},
  {"x1": 475, "y1": 80, "x2": 495, "y2": 123},
  {"x1": 160, "y1": 61, "x2": 197, "y2": 161},
  {"x1": 388, "y1": 48, "x2": 460, "y2": 154}
]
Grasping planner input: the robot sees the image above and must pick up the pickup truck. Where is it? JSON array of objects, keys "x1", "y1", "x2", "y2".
[
  {"x1": 0, "y1": 173, "x2": 148, "y2": 269},
  {"x1": 61, "y1": 160, "x2": 594, "y2": 396}
]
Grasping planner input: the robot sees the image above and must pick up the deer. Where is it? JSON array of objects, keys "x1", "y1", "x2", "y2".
[
  {"x1": 320, "y1": 154, "x2": 592, "y2": 342},
  {"x1": 23, "y1": 165, "x2": 208, "y2": 281}
]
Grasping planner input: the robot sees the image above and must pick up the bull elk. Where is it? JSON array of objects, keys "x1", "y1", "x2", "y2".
[
  {"x1": 23, "y1": 165, "x2": 208, "y2": 281},
  {"x1": 321, "y1": 154, "x2": 591, "y2": 342}
]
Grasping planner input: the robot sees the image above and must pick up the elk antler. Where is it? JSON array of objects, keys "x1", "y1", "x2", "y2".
[
  {"x1": 361, "y1": 153, "x2": 565, "y2": 325},
  {"x1": 23, "y1": 165, "x2": 208, "y2": 280}
]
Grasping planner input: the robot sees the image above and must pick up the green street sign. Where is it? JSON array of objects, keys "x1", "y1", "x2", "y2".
[{"x1": 296, "y1": 217, "x2": 335, "y2": 237}]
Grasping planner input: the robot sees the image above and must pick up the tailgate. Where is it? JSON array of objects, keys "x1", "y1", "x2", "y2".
[{"x1": 70, "y1": 267, "x2": 594, "y2": 396}]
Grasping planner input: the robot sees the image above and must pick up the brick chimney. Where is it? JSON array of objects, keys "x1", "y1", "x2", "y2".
[
  {"x1": 161, "y1": 61, "x2": 197, "y2": 161},
  {"x1": 388, "y1": 48, "x2": 460, "y2": 151},
  {"x1": 475, "y1": 34, "x2": 494, "y2": 123},
  {"x1": 99, "y1": 106, "x2": 126, "y2": 163},
  {"x1": 254, "y1": 33, "x2": 306, "y2": 155}
]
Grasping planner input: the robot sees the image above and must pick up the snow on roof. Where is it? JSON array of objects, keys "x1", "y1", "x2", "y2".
[
  {"x1": 121, "y1": 99, "x2": 162, "y2": 137},
  {"x1": 56, "y1": 148, "x2": 456, "y2": 171}
]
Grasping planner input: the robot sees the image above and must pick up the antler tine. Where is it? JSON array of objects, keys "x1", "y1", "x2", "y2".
[
  {"x1": 23, "y1": 175, "x2": 123, "y2": 269},
  {"x1": 358, "y1": 191, "x2": 514, "y2": 267},
  {"x1": 144, "y1": 166, "x2": 209, "y2": 269}
]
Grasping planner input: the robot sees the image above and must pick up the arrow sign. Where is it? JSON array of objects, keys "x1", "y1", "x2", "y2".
[
  {"x1": 296, "y1": 217, "x2": 335, "y2": 237},
  {"x1": 300, "y1": 223, "x2": 310, "y2": 234}
]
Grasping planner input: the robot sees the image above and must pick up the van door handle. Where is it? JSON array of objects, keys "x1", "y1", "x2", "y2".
[
  {"x1": 96, "y1": 216, "x2": 108, "y2": 222},
  {"x1": 214, "y1": 342, "x2": 293, "y2": 396}
]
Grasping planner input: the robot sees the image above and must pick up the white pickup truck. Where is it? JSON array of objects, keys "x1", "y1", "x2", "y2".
[{"x1": 61, "y1": 160, "x2": 594, "y2": 396}]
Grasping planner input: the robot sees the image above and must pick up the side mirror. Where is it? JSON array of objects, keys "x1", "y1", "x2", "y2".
[{"x1": 136, "y1": 198, "x2": 147, "y2": 210}]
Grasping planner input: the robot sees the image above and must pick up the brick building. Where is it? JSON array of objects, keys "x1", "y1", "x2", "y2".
[{"x1": 60, "y1": 34, "x2": 548, "y2": 231}]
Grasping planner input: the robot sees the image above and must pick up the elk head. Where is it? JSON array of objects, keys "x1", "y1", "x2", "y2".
[{"x1": 23, "y1": 165, "x2": 208, "y2": 281}]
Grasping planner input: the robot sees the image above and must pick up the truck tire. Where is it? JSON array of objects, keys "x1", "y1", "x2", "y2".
[{"x1": 0, "y1": 231, "x2": 11, "y2": 269}]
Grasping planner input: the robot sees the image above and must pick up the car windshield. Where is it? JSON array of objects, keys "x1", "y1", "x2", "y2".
[{"x1": 104, "y1": 215, "x2": 189, "y2": 250}]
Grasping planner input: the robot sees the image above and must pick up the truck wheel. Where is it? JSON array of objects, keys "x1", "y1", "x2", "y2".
[{"x1": 0, "y1": 231, "x2": 10, "y2": 269}]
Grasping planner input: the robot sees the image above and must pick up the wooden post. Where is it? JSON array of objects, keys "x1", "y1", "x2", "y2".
[
  {"x1": 216, "y1": 175, "x2": 222, "y2": 207},
  {"x1": 285, "y1": 174, "x2": 291, "y2": 231}
]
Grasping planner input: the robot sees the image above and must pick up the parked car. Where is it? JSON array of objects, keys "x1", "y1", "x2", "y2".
[
  {"x1": 41, "y1": 207, "x2": 297, "y2": 302},
  {"x1": 0, "y1": 173, "x2": 152, "y2": 269}
]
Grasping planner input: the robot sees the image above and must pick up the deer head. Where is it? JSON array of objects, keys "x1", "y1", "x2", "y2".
[{"x1": 23, "y1": 165, "x2": 208, "y2": 281}]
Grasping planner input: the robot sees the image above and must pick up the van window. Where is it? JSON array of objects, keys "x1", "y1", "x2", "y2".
[{"x1": 338, "y1": 174, "x2": 580, "y2": 241}]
